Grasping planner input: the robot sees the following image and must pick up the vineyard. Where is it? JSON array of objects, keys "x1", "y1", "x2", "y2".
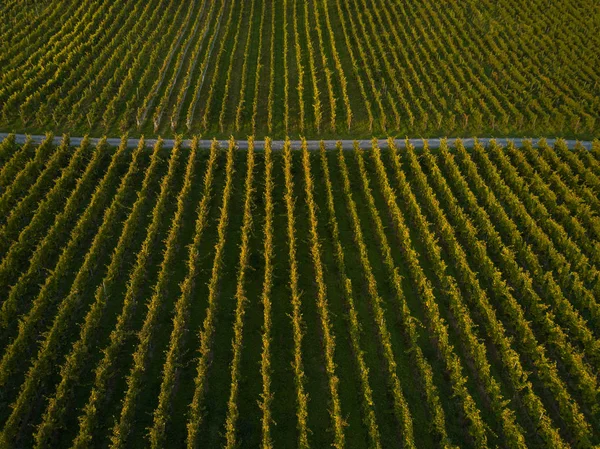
[
  {"x1": 0, "y1": 134, "x2": 598, "y2": 448},
  {"x1": 1, "y1": 0, "x2": 600, "y2": 138}
]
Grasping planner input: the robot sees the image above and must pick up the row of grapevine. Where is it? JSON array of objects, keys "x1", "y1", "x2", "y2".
[
  {"x1": 0, "y1": 134, "x2": 16, "y2": 170},
  {"x1": 418, "y1": 141, "x2": 595, "y2": 444},
  {"x1": 186, "y1": 138, "x2": 236, "y2": 449},
  {"x1": 354, "y1": 144, "x2": 487, "y2": 445},
  {"x1": 440, "y1": 142, "x2": 596, "y2": 440},
  {"x1": 0, "y1": 137, "x2": 147, "y2": 447},
  {"x1": 217, "y1": 0, "x2": 249, "y2": 133},
  {"x1": 332, "y1": 0, "x2": 378, "y2": 131},
  {"x1": 2, "y1": 0, "x2": 600, "y2": 135},
  {"x1": 266, "y1": 0, "x2": 275, "y2": 133},
  {"x1": 258, "y1": 138, "x2": 275, "y2": 448},
  {"x1": 223, "y1": 139, "x2": 256, "y2": 448},
  {"x1": 342, "y1": 141, "x2": 454, "y2": 446},
  {"x1": 57, "y1": 0, "x2": 164, "y2": 127},
  {"x1": 336, "y1": 144, "x2": 416, "y2": 448},
  {"x1": 504, "y1": 142, "x2": 600, "y2": 268},
  {"x1": 309, "y1": 3, "x2": 336, "y2": 131},
  {"x1": 235, "y1": 0, "x2": 260, "y2": 132},
  {"x1": 281, "y1": 140, "x2": 310, "y2": 448},
  {"x1": 0, "y1": 133, "x2": 56, "y2": 218},
  {"x1": 0, "y1": 135, "x2": 83, "y2": 256},
  {"x1": 579, "y1": 143, "x2": 600, "y2": 176},
  {"x1": 152, "y1": 0, "x2": 210, "y2": 132},
  {"x1": 0, "y1": 138, "x2": 598, "y2": 447},
  {"x1": 317, "y1": 143, "x2": 381, "y2": 448},
  {"x1": 136, "y1": 0, "x2": 199, "y2": 128},
  {"x1": 1, "y1": 0, "x2": 109, "y2": 110},
  {"x1": 347, "y1": 0, "x2": 403, "y2": 129},
  {"x1": 453, "y1": 143, "x2": 600, "y2": 366},
  {"x1": 33, "y1": 139, "x2": 173, "y2": 449},
  {"x1": 466, "y1": 142, "x2": 600, "y2": 363},
  {"x1": 554, "y1": 141, "x2": 600, "y2": 206},
  {"x1": 0, "y1": 138, "x2": 107, "y2": 308},
  {"x1": 249, "y1": 0, "x2": 266, "y2": 134},
  {"x1": 20, "y1": 139, "x2": 161, "y2": 447},
  {"x1": 148, "y1": 139, "x2": 218, "y2": 448},
  {"x1": 482, "y1": 143, "x2": 600, "y2": 319},
  {"x1": 537, "y1": 141, "x2": 600, "y2": 216},
  {"x1": 71, "y1": 138, "x2": 182, "y2": 448},
  {"x1": 100, "y1": 0, "x2": 187, "y2": 131},
  {"x1": 380, "y1": 141, "x2": 529, "y2": 447},
  {"x1": 292, "y1": 0, "x2": 306, "y2": 132},
  {"x1": 17, "y1": 0, "x2": 141, "y2": 124},
  {"x1": 171, "y1": 10, "x2": 215, "y2": 124},
  {"x1": 38, "y1": 0, "x2": 160, "y2": 128},
  {"x1": 108, "y1": 140, "x2": 189, "y2": 449},
  {"x1": 282, "y1": 0, "x2": 290, "y2": 133},
  {"x1": 0, "y1": 137, "x2": 126, "y2": 337},
  {"x1": 519, "y1": 141, "x2": 600, "y2": 243},
  {"x1": 0, "y1": 137, "x2": 35, "y2": 188},
  {"x1": 425, "y1": 141, "x2": 599, "y2": 405},
  {"x1": 317, "y1": 0, "x2": 352, "y2": 131},
  {"x1": 183, "y1": 0, "x2": 228, "y2": 130},
  {"x1": 1, "y1": 0, "x2": 78, "y2": 69},
  {"x1": 400, "y1": 141, "x2": 587, "y2": 445},
  {"x1": 300, "y1": 141, "x2": 344, "y2": 447},
  {"x1": 1, "y1": 0, "x2": 103, "y2": 83},
  {"x1": 199, "y1": 1, "x2": 241, "y2": 131},
  {"x1": 0, "y1": 134, "x2": 62, "y2": 227}
]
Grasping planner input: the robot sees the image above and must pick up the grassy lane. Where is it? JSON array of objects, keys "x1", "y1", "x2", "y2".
[
  {"x1": 0, "y1": 134, "x2": 15, "y2": 170},
  {"x1": 445, "y1": 143, "x2": 590, "y2": 446},
  {"x1": 107, "y1": 141, "x2": 206, "y2": 448},
  {"x1": 313, "y1": 144, "x2": 379, "y2": 449},
  {"x1": 31, "y1": 139, "x2": 169, "y2": 449},
  {"x1": 0, "y1": 139, "x2": 131, "y2": 357},
  {"x1": 185, "y1": 140, "x2": 238, "y2": 448},
  {"x1": 0, "y1": 136, "x2": 86, "y2": 258},
  {"x1": 0, "y1": 139, "x2": 150, "y2": 446},
  {"x1": 188, "y1": 143, "x2": 246, "y2": 448},
  {"x1": 148, "y1": 140, "x2": 219, "y2": 448},
  {"x1": 350, "y1": 147, "x2": 490, "y2": 447},
  {"x1": 231, "y1": 146, "x2": 267, "y2": 448},
  {"x1": 325, "y1": 148, "x2": 423, "y2": 447},
  {"x1": 0, "y1": 136, "x2": 35, "y2": 190},
  {"x1": 0, "y1": 135, "x2": 69, "y2": 230}
]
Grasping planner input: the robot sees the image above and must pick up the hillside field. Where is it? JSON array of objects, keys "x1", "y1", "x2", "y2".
[
  {"x1": 0, "y1": 135, "x2": 599, "y2": 448},
  {"x1": 1, "y1": 0, "x2": 600, "y2": 138}
]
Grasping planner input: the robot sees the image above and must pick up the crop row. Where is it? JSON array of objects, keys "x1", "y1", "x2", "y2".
[
  {"x1": 2, "y1": 0, "x2": 598, "y2": 136},
  {"x1": 0, "y1": 136, "x2": 598, "y2": 447}
]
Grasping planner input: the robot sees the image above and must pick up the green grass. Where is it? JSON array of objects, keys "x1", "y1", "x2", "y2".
[
  {"x1": 0, "y1": 139, "x2": 599, "y2": 447},
  {"x1": 1, "y1": 0, "x2": 599, "y2": 139}
]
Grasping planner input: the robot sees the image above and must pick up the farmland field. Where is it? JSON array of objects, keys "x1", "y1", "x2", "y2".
[
  {"x1": 1, "y1": 0, "x2": 600, "y2": 138},
  {"x1": 0, "y1": 134, "x2": 599, "y2": 448}
]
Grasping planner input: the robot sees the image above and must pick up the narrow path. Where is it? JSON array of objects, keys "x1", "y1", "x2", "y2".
[{"x1": 0, "y1": 133, "x2": 594, "y2": 150}]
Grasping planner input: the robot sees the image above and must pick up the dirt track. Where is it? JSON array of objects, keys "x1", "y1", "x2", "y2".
[{"x1": 0, "y1": 133, "x2": 594, "y2": 150}]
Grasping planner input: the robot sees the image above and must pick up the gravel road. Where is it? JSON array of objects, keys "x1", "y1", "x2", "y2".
[{"x1": 0, "y1": 133, "x2": 594, "y2": 150}]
